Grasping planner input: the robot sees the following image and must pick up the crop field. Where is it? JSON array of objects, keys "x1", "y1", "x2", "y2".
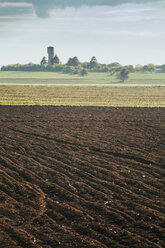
[
  {"x1": 0, "y1": 85, "x2": 164, "y2": 107},
  {"x1": 0, "y1": 71, "x2": 164, "y2": 107},
  {"x1": 0, "y1": 106, "x2": 164, "y2": 248}
]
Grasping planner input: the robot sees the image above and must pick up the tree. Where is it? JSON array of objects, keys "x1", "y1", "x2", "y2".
[
  {"x1": 160, "y1": 64, "x2": 165, "y2": 73},
  {"x1": 80, "y1": 68, "x2": 88, "y2": 76},
  {"x1": 135, "y1": 64, "x2": 143, "y2": 72},
  {"x1": 89, "y1": 56, "x2": 98, "y2": 68},
  {"x1": 52, "y1": 55, "x2": 60, "y2": 64},
  {"x1": 66, "y1": 56, "x2": 80, "y2": 67},
  {"x1": 142, "y1": 64, "x2": 155, "y2": 72},
  {"x1": 117, "y1": 68, "x2": 129, "y2": 82},
  {"x1": 108, "y1": 62, "x2": 122, "y2": 73},
  {"x1": 147, "y1": 64, "x2": 155, "y2": 72},
  {"x1": 109, "y1": 62, "x2": 121, "y2": 68},
  {"x1": 124, "y1": 65, "x2": 134, "y2": 72},
  {"x1": 62, "y1": 66, "x2": 74, "y2": 74},
  {"x1": 40, "y1": 56, "x2": 47, "y2": 66}
]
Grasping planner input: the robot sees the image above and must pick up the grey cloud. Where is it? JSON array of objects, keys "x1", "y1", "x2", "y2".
[
  {"x1": 0, "y1": 5, "x2": 33, "y2": 16},
  {"x1": 0, "y1": 0, "x2": 162, "y2": 17}
]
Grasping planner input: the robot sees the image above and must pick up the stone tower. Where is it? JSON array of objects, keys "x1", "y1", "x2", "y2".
[{"x1": 47, "y1": 46, "x2": 54, "y2": 66}]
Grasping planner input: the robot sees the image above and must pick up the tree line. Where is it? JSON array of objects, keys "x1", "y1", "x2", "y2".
[{"x1": 1, "y1": 54, "x2": 165, "y2": 80}]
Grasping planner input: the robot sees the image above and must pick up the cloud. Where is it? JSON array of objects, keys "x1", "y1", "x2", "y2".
[
  {"x1": 0, "y1": 5, "x2": 33, "y2": 17},
  {"x1": 0, "y1": 0, "x2": 162, "y2": 18}
]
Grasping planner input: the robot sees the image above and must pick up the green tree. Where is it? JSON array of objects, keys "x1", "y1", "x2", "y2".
[
  {"x1": 160, "y1": 64, "x2": 165, "y2": 72},
  {"x1": 40, "y1": 56, "x2": 47, "y2": 66},
  {"x1": 66, "y1": 56, "x2": 80, "y2": 67},
  {"x1": 142, "y1": 64, "x2": 155, "y2": 72},
  {"x1": 135, "y1": 64, "x2": 143, "y2": 72},
  {"x1": 89, "y1": 56, "x2": 98, "y2": 68},
  {"x1": 62, "y1": 66, "x2": 75, "y2": 74},
  {"x1": 125, "y1": 65, "x2": 134, "y2": 72},
  {"x1": 80, "y1": 68, "x2": 88, "y2": 76},
  {"x1": 117, "y1": 68, "x2": 129, "y2": 82},
  {"x1": 52, "y1": 55, "x2": 60, "y2": 64},
  {"x1": 109, "y1": 62, "x2": 121, "y2": 67},
  {"x1": 108, "y1": 62, "x2": 122, "y2": 73}
]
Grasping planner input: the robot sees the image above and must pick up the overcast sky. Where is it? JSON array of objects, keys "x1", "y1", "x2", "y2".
[{"x1": 0, "y1": 0, "x2": 165, "y2": 66}]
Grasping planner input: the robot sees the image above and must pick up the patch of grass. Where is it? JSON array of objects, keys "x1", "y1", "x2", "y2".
[{"x1": 0, "y1": 71, "x2": 165, "y2": 86}]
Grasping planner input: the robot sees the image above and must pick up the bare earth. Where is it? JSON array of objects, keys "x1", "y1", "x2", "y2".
[{"x1": 0, "y1": 106, "x2": 164, "y2": 248}]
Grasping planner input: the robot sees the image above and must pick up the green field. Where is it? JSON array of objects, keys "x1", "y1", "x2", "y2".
[
  {"x1": 0, "y1": 71, "x2": 165, "y2": 107},
  {"x1": 0, "y1": 71, "x2": 165, "y2": 86}
]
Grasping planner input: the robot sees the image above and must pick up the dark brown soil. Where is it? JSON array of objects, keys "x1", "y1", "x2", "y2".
[{"x1": 0, "y1": 106, "x2": 164, "y2": 248}]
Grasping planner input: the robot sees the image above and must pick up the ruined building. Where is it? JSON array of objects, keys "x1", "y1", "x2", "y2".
[{"x1": 47, "y1": 46, "x2": 54, "y2": 66}]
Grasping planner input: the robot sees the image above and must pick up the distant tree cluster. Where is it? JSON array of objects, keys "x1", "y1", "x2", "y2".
[
  {"x1": 1, "y1": 63, "x2": 44, "y2": 72},
  {"x1": 66, "y1": 56, "x2": 80, "y2": 67},
  {"x1": 1, "y1": 53, "x2": 165, "y2": 81},
  {"x1": 40, "y1": 55, "x2": 61, "y2": 66}
]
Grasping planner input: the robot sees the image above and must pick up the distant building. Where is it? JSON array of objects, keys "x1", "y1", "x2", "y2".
[
  {"x1": 155, "y1": 68, "x2": 163, "y2": 73},
  {"x1": 47, "y1": 47, "x2": 54, "y2": 66}
]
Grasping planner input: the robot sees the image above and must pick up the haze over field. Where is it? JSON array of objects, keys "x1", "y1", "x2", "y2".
[{"x1": 0, "y1": 0, "x2": 165, "y2": 66}]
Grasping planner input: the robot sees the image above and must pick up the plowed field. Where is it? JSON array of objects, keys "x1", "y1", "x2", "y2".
[{"x1": 0, "y1": 106, "x2": 164, "y2": 248}]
